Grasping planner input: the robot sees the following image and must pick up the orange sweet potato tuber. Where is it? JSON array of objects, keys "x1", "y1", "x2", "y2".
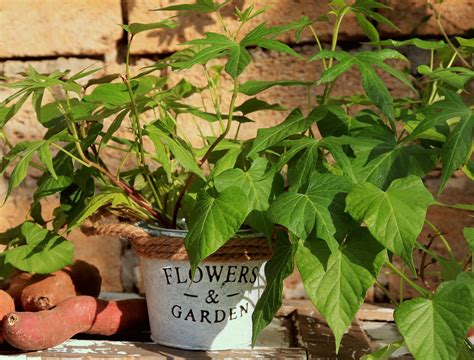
[
  {"x1": 7, "y1": 260, "x2": 102, "y2": 311},
  {"x1": 21, "y1": 271, "x2": 76, "y2": 312},
  {"x1": 2, "y1": 296, "x2": 148, "y2": 351},
  {"x1": 66, "y1": 260, "x2": 102, "y2": 298},
  {"x1": 0, "y1": 290, "x2": 15, "y2": 343},
  {"x1": 6, "y1": 272, "x2": 34, "y2": 308}
]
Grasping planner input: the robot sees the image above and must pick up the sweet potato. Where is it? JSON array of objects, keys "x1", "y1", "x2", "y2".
[
  {"x1": 6, "y1": 272, "x2": 34, "y2": 308},
  {"x1": 8, "y1": 260, "x2": 102, "y2": 311},
  {"x1": 66, "y1": 260, "x2": 102, "y2": 298},
  {"x1": 21, "y1": 271, "x2": 76, "y2": 312},
  {"x1": 0, "y1": 290, "x2": 15, "y2": 343},
  {"x1": 2, "y1": 296, "x2": 148, "y2": 351}
]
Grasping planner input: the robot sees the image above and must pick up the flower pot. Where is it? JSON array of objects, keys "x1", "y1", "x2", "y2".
[{"x1": 128, "y1": 223, "x2": 272, "y2": 350}]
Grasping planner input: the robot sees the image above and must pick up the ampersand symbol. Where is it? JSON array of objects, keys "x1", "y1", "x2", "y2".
[{"x1": 205, "y1": 289, "x2": 219, "y2": 304}]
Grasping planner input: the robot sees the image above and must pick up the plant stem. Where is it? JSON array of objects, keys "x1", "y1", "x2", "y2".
[
  {"x1": 385, "y1": 261, "x2": 431, "y2": 298},
  {"x1": 200, "y1": 78, "x2": 239, "y2": 165},
  {"x1": 320, "y1": 7, "x2": 350, "y2": 105},
  {"x1": 328, "y1": 6, "x2": 349, "y2": 69},
  {"x1": 375, "y1": 280, "x2": 399, "y2": 306},
  {"x1": 309, "y1": 25, "x2": 327, "y2": 70},
  {"x1": 123, "y1": 37, "x2": 164, "y2": 215},
  {"x1": 427, "y1": 52, "x2": 456, "y2": 105},
  {"x1": 234, "y1": 122, "x2": 242, "y2": 140},
  {"x1": 216, "y1": 10, "x2": 230, "y2": 37},
  {"x1": 171, "y1": 78, "x2": 240, "y2": 226},
  {"x1": 429, "y1": 2, "x2": 471, "y2": 69},
  {"x1": 51, "y1": 143, "x2": 91, "y2": 168},
  {"x1": 425, "y1": 220, "x2": 455, "y2": 259}
]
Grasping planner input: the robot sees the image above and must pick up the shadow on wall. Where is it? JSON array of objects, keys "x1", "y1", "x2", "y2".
[{"x1": 126, "y1": 0, "x2": 245, "y2": 50}]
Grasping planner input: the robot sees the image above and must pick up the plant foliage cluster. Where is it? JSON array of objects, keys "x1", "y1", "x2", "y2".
[{"x1": 0, "y1": 1, "x2": 473, "y2": 358}]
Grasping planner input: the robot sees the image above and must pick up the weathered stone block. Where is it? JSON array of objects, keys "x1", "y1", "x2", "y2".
[
  {"x1": 0, "y1": 0, "x2": 123, "y2": 58},
  {"x1": 379, "y1": 0, "x2": 474, "y2": 37},
  {"x1": 127, "y1": 0, "x2": 363, "y2": 55}
]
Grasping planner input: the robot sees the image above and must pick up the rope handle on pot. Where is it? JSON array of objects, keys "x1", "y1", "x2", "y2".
[
  {"x1": 80, "y1": 218, "x2": 148, "y2": 240},
  {"x1": 81, "y1": 218, "x2": 273, "y2": 261}
]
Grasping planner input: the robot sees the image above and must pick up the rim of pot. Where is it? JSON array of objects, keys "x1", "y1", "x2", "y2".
[{"x1": 136, "y1": 221, "x2": 264, "y2": 239}]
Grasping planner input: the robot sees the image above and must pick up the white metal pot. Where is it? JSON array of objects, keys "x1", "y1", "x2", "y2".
[{"x1": 132, "y1": 224, "x2": 270, "y2": 351}]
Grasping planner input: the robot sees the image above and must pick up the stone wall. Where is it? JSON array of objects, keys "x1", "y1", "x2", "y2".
[{"x1": 1, "y1": 0, "x2": 473, "y2": 295}]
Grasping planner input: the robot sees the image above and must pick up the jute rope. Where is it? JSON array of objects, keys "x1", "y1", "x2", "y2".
[{"x1": 81, "y1": 219, "x2": 272, "y2": 262}]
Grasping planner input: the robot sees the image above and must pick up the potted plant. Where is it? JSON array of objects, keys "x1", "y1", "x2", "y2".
[
  {"x1": 247, "y1": 2, "x2": 473, "y2": 359},
  {"x1": 0, "y1": 0, "x2": 473, "y2": 357},
  {"x1": 0, "y1": 0, "x2": 310, "y2": 351}
]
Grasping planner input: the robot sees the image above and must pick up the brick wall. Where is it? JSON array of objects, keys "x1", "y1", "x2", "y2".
[{"x1": 1, "y1": 0, "x2": 473, "y2": 294}]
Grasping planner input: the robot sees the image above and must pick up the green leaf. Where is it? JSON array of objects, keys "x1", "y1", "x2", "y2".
[
  {"x1": 35, "y1": 152, "x2": 74, "y2": 199},
  {"x1": 464, "y1": 227, "x2": 474, "y2": 255},
  {"x1": 456, "y1": 37, "x2": 474, "y2": 48},
  {"x1": 176, "y1": 33, "x2": 248, "y2": 77},
  {"x1": 120, "y1": 20, "x2": 177, "y2": 36},
  {"x1": 252, "y1": 231, "x2": 296, "y2": 344},
  {"x1": 32, "y1": 89, "x2": 44, "y2": 119},
  {"x1": 297, "y1": 227, "x2": 386, "y2": 351},
  {"x1": 360, "y1": 340, "x2": 405, "y2": 360},
  {"x1": 145, "y1": 127, "x2": 172, "y2": 182},
  {"x1": 417, "y1": 66, "x2": 474, "y2": 90},
  {"x1": 100, "y1": 109, "x2": 128, "y2": 150},
  {"x1": 161, "y1": 136, "x2": 205, "y2": 180},
  {"x1": 355, "y1": 13, "x2": 379, "y2": 43},
  {"x1": 212, "y1": 147, "x2": 242, "y2": 176},
  {"x1": 84, "y1": 83, "x2": 130, "y2": 108},
  {"x1": 214, "y1": 158, "x2": 271, "y2": 212},
  {"x1": 287, "y1": 142, "x2": 318, "y2": 191},
  {"x1": 346, "y1": 176, "x2": 435, "y2": 272},
  {"x1": 4, "y1": 222, "x2": 74, "y2": 274},
  {"x1": 456, "y1": 272, "x2": 474, "y2": 326},
  {"x1": 4, "y1": 142, "x2": 42, "y2": 202},
  {"x1": 0, "y1": 91, "x2": 31, "y2": 127},
  {"x1": 315, "y1": 49, "x2": 413, "y2": 118},
  {"x1": 67, "y1": 190, "x2": 131, "y2": 230},
  {"x1": 239, "y1": 80, "x2": 312, "y2": 96},
  {"x1": 268, "y1": 137, "x2": 318, "y2": 176},
  {"x1": 215, "y1": 158, "x2": 283, "y2": 239},
  {"x1": 318, "y1": 58, "x2": 354, "y2": 84},
  {"x1": 249, "y1": 107, "x2": 325, "y2": 156},
  {"x1": 357, "y1": 61, "x2": 394, "y2": 120},
  {"x1": 463, "y1": 160, "x2": 474, "y2": 180},
  {"x1": 177, "y1": 17, "x2": 307, "y2": 77},
  {"x1": 184, "y1": 187, "x2": 248, "y2": 273},
  {"x1": 241, "y1": 16, "x2": 310, "y2": 45},
  {"x1": 0, "y1": 254, "x2": 14, "y2": 281},
  {"x1": 437, "y1": 256, "x2": 463, "y2": 281},
  {"x1": 38, "y1": 143, "x2": 57, "y2": 180},
  {"x1": 439, "y1": 115, "x2": 473, "y2": 193},
  {"x1": 225, "y1": 44, "x2": 251, "y2": 77},
  {"x1": 394, "y1": 281, "x2": 472, "y2": 360},
  {"x1": 369, "y1": 38, "x2": 446, "y2": 50},
  {"x1": 85, "y1": 74, "x2": 120, "y2": 89},
  {"x1": 310, "y1": 49, "x2": 350, "y2": 62},
  {"x1": 316, "y1": 105, "x2": 371, "y2": 137},
  {"x1": 405, "y1": 91, "x2": 472, "y2": 142},
  {"x1": 269, "y1": 173, "x2": 353, "y2": 251},
  {"x1": 157, "y1": 0, "x2": 226, "y2": 13},
  {"x1": 235, "y1": 98, "x2": 285, "y2": 115},
  {"x1": 350, "y1": 131, "x2": 436, "y2": 189}
]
